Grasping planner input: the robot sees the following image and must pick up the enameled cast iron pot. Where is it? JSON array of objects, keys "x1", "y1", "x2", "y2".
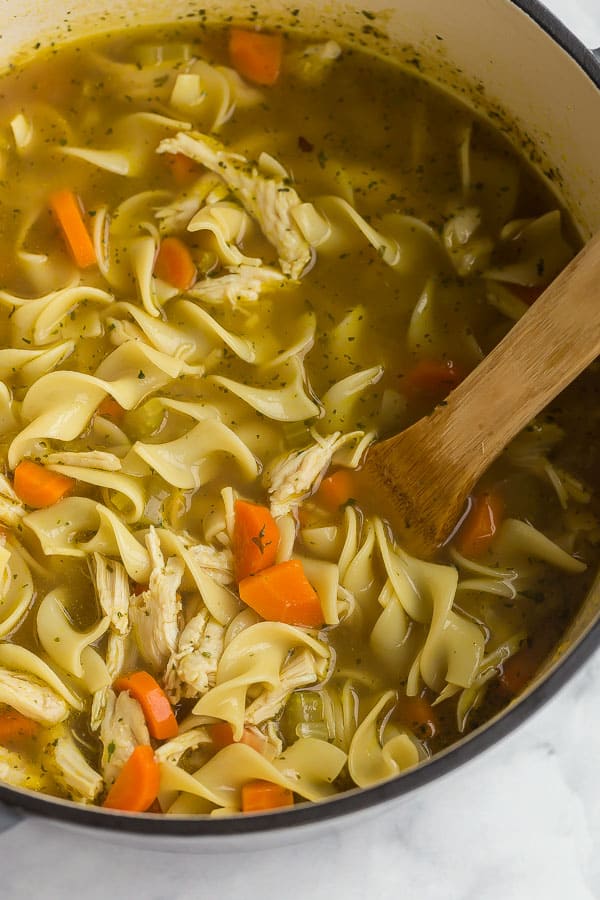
[{"x1": 0, "y1": 0, "x2": 599, "y2": 850}]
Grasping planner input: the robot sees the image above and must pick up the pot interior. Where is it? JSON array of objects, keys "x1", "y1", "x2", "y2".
[{"x1": 0, "y1": 0, "x2": 598, "y2": 832}]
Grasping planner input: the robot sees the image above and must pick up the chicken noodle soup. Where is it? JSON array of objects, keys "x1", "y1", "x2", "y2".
[{"x1": 0, "y1": 23, "x2": 595, "y2": 814}]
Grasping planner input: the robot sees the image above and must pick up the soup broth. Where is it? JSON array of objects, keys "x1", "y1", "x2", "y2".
[{"x1": 0, "y1": 23, "x2": 596, "y2": 813}]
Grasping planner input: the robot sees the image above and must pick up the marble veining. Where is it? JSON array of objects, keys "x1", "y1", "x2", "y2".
[{"x1": 1, "y1": 2, "x2": 600, "y2": 897}]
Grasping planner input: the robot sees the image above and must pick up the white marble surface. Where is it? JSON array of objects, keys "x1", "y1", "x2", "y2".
[{"x1": 2, "y1": 2, "x2": 600, "y2": 897}]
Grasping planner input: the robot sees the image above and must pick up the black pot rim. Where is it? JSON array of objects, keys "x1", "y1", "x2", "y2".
[{"x1": 1, "y1": 0, "x2": 599, "y2": 838}]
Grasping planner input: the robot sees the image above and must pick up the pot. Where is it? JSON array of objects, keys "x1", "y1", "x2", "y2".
[{"x1": 0, "y1": 0, "x2": 599, "y2": 851}]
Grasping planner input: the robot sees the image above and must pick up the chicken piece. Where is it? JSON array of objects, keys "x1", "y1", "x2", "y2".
[
  {"x1": 184, "y1": 539, "x2": 234, "y2": 585},
  {"x1": 0, "y1": 745, "x2": 48, "y2": 791},
  {"x1": 99, "y1": 688, "x2": 150, "y2": 786},
  {"x1": 285, "y1": 41, "x2": 342, "y2": 85},
  {"x1": 0, "y1": 474, "x2": 25, "y2": 527},
  {"x1": 90, "y1": 632, "x2": 131, "y2": 731},
  {"x1": 245, "y1": 648, "x2": 326, "y2": 726},
  {"x1": 154, "y1": 726, "x2": 211, "y2": 766},
  {"x1": 45, "y1": 451, "x2": 122, "y2": 471},
  {"x1": 264, "y1": 431, "x2": 352, "y2": 517},
  {"x1": 51, "y1": 732, "x2": 104, "y2": 802},
  {"x1": 130, "y1": 527, "x2": 184, "y2": 671},
  {"x1": 0, "y1": 668, "x2": 68, "y2": 727},
  {"x1": 91, "y1": 553, "x2": 130, "y2": 635},
  {"x1": 187, "y1": 264, "x2": 286, "y2": 306},
  {"x1": 157, "y1": 132, "x2": 311, "y2": 278},
  {"x1": 164, "y1": 607, "x2": 225, "y2": 703}
]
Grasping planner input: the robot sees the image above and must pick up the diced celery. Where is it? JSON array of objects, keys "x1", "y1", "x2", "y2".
[
  {"x1": 280, "y1": 691, "x2": 326, "y2": 744},
  {"x1": 123, "y1": 398, "x2": 165, "y2": 440}
]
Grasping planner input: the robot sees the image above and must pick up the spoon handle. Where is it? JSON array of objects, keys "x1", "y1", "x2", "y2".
[{"x1": 430, "y1": 227, "x2": 600, "y2": 490}]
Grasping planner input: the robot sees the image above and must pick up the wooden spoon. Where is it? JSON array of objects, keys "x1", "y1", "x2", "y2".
[{"x1": 361, "y1": 229, "x2": 600, "y2": 558}]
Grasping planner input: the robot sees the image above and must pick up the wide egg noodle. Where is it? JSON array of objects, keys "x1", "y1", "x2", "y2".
[
  {"x1": 37, "y1": 587, "x2": 110, "y2": 684},
  {"x1": 8, "y1": 342, "x2": 185, "y2": 468},
  {"x1": 23, "y1": 498, "x2": 151, "y2": 583},
  {"x1": 347, "y1": 690, "x2": 421, "y2": 788},
  {"x1": 128, "y1": 417, "x2": 258, "y2": 492},
  {"x1": 3, "y1": 285, "x2": 114, "y2": 347},
  {"x1": 192, "y1": 621, "x2": 330, "y2": 740},
  {"x1": 0, "y1": 642, "x2": 84, "y2": 710},
  {"x1": 160, "y1": 736, "x2": 346, "y2": 811},
  {"x1": 0, "y1": 541, "x2": 34, "y2": 638},
  {"x1": 210, "y1": 356, "x2": 321, "y2": 422},
  {"x1": 59, "y1": 112, "x2": 192, "y2": 178},
  {"x1": 0, "y1": 342, "x2": 75, "y2": 386},
  {"x1": 187, "y1": 202, "x2": 261, "y2": 267},
  {"x1": 321, "y1": 365, "x2": 383, "y2": 431},
  {"x1": 374, "y1": 518, "x2": 485, "y2": 693}
]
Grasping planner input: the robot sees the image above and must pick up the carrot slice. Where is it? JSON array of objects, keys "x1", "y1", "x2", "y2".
[
  {"x1": 13, "y1": 460, "x2": 75, "y2": 508},
  {"x1": 454, "y1": 490, "x2": 504, "y2": 558},
  {"x1": 241, "y1": 779, "x2": 294, "y2": 813},
  {"x1": 102, "y1": 745, "x2": 160, "y2": 812},
  {"x1": 164, "y1": 151, "x2": 200, "y2": 184},
  {"x1": 113, "y1": 671, "x2": 178, "y2": 740},
  {"x1": 402, "y1": 358, "x2": 465, "y2": 400},
  {"x1": 239, "y1": 559, "x2": 324, "y2": 628},
  {"x1": 153, "y1": 236, "x2": 197, "y2": 291},
  {"x1": 228, "y1": 28, "x2": 283, "y2": 86},
  {"x1": 233, "y1": 499, "x2": 280, "y2": 581},
  {"x1": 96, "y1": 397, "x2": 126, "y2": 422},
  {"x1": 210, "y1": 722, "x2": 265, "y2": 753},
  {"x1": 313, "y1": 469, "x2": 356, "y2": 512},
  {"x1": 49, "y1": 188, "x2": 97, "y2": 269},
  {"x1": 0, "y1": 711, "x2": 40, "y2": 745},
  {"x1": 394, "y1": 693, "x2": 437, "y2": 740}
]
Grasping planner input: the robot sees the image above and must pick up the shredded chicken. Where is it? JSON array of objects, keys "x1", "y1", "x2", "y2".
[
  {"x1": 165, "y1": 607, "x2": 225, "y2": 703},
  {"x1": 52, "y1": 732, "x2": 104, "y2": 802},
  {"x1": 100, "y1": 689, "x2": 150, "y2": 786},
  {"x1": 245, "y1": 648, "x2": 325, "y2": 726},
  {"x1": 183, "y1": 538, "x2": 234, "y2": 585},
  {"x1": 0, "y1": 745, "x2": 47, "y2": 791},
  {"x1": 154, "y1": 726, "x2": 211, "y2": 766},
  {"x1": 91, "y1": 553, "x2": 130, "y2": 635},
  {"x1": 0, "y1": 474, "x2": 25, "y2": 527},
  {"x1": 265, "y1": 431, "x2": 354, "y2": 517},
  {"x1": 130, "y1": 527, "x2": 184, "y2": 670},
  {"x1": 45, "y1": 451, "x2": 122, "y2": 471},
  {"x1": 157, "y1": 132, "x2": 311, "y2": 278},
  {"x1": 0, "y1": 668, "x2": 68, "y2": 727},
  {"x1": 90, "y1": 632, "x2": 131, "y2": 731},
  {"x1": 187, "y1": 264, "x2": 286, "y2": 305}
]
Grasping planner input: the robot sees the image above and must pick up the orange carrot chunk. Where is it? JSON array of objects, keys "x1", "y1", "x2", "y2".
[
  {"x1": 153, "y1": 236, "x2": 197, "y2": 291},
  {"x1": 241, "y1": 779, "x2": 294, "y2": 813},
  {"x1": 454, "y1": 490, "x2": 504, "y2": 559},
  {"x1": 239, "y1": 559, "x2": 324, "y2": 628},
  {"x1": 49, "y1": 188, "x2": 97, "y2": 269},
  {"x1": 233, "y1": 499, "x2": 280, "y2": 581},
  {"x1": 113, "y1": 671, "x2": 178, "y2": 740},
  {"x1": 13, "y1": 460, "x2": 75, "y2": 509},
  {"x1": 403, "y1": 358, "x2": 465, "y2": 400},
  {"x1": 103, "y1": 745, "x2": 160, "y2": 812},
  {"x1": 210, "y1": 722, "x2": 265, "y2": 753},
  {"x1": 164, "y1": 151, "x2": 200, "y2": 184},
  {"x1": 394, "y1": 693, "x2": 437, "y2": 740},
  {"x1": 228, "y1": 28, "x2": 283, "y2": 86},
  {"x1": 96, "y1": 396, "x2": 126, "y2": 422},
  {"x1": 314, "y1": 469, "x2": 356, "y2": 512},
  {"x1": 0, "y1": 711, "x2": 40, "y2": 745}
]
